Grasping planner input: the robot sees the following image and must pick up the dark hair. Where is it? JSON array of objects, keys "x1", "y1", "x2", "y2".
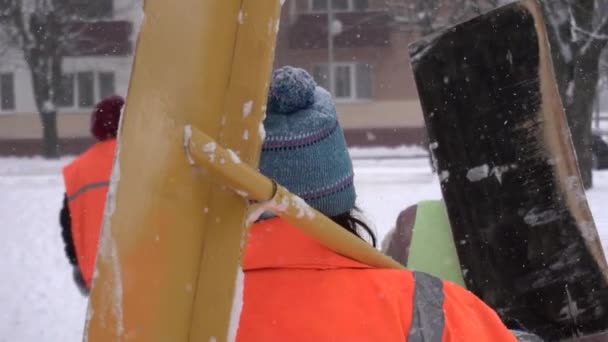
[{"x1": 331, "y1": 207, "x2": 377, "y2": 248}]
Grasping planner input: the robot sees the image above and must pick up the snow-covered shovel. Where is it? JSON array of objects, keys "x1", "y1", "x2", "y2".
[
  {"x1": 409, "y1": 0, "x2": 608, "y2": 340},
  {"x1": 84, "y1": 1, "x2": 401, "y2": 341}
]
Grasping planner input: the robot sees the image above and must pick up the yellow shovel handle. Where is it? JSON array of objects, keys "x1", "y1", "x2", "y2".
[{"x1": 187, "y1": 125, "x2": 404, "y2": 270}]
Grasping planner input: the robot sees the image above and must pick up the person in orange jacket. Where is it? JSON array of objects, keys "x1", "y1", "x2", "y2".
[
  {"x1": 235, "y1": 66, "x2": 540, "y2": 341},
  {"x1": 60, "y1": 95, "x2": 124, "y2": 295}
]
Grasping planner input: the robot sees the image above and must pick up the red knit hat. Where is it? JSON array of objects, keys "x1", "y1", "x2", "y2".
[{"x1": 91, "y1": 95, "x2": 125, "y2": 141}]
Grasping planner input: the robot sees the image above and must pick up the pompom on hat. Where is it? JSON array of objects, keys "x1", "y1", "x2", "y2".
[
  {"x1": 90, "y1": 95, "x2": 125, "y2": 141},
  {"x1": 260, "y1": 66, "x2": 356, "y2": 217}
]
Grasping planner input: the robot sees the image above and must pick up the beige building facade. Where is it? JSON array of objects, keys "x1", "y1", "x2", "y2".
[{"x1": 0, "y1": 0, "x2": 427, "y2": 155}]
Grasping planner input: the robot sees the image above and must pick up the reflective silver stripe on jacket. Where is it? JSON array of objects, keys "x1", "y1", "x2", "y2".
[
  {"x1": 407, "y1": 271, "x2": 544, "y2": 342},
  {"x1": 511, "y1": 330, "x2": 544, "y2": 341},
  {"x1": 408, "y1": 271, "x2": 445, "y2": 342},
  {"x1": 67, "y1": 181, "x2": 110, "y2": 202}
]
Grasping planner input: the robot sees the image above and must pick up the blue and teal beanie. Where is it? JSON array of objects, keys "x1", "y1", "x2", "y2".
[{"x1": 260, "y1": 66, "x2": 356, "y2": 217}]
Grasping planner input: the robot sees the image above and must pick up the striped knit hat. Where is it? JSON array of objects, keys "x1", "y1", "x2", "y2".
[{"x1": 260, "y1": 66, "x2": 356, "y2": 217}]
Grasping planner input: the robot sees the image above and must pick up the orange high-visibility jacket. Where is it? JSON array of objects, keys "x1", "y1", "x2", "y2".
[
  {"x1": 63, "y1": 139, "x2": 116, "y2": 288},
  {"x1": 237, "y1": 218, "x2": 517, "y2": 341}
]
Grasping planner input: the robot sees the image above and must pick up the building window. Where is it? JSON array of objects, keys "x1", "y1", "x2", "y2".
[
  {"x1": 59, "y1": 71, "x2": 115, "y2": 109},
  {"x1": 77, "y1": 72, "x2": 95, "y2": 108},
  {"x1": 309, "y1": 0, "x2": 368, "y2": 12},
  {"x1": 57, "y1": 74, "x2": 75, "y2": 107},
  {"x1": 65, "y1": 0, "x2": 113, "y2": 19},
  {"x1": 312, "y1": 0, "x2": 327, "y2": 10},
  {"x1": 0, "y1": 73, "x2": 15, "y2": 111},
  {"x1": 353, "y1": 0, "x2": 368, "y2": 10},
  {"x1": 334, "y1": 65, "x2": 352, "y2": 98},
  {"x1": 355, "y1": 63, "x2": 372, "y2": 98},
  {"x1": 312, "y1": 63, "x2": 372, "y2": 100},
  {"x1": 312, "y1": 64, "x2": 329, "y2": 88},
  {"x1": 98, "y1": 72, "x2": 115, "y2": 99}
]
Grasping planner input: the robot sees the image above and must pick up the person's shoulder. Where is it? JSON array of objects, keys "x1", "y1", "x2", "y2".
[
  {"x1": 441, "y1": 281, "x2": 517, "y2": 341},
  {"x1": 363, "y1": 267, "x2": 417, "y2": 293},
  {"x1": 74, "y1": 141, "x2": 112, "y2": 162},
  {"x1": 64, "y1": 150, "x2": 88, "y2": 171},
  {"x1": 63, "y1": 142, "x2": 104, "y2": 174},
  {"x1": 442, "y1": 280, "x2": 480, "y2": 305},
  {"x1": 63, "y1": 155, "x2": 82, "y2": 174}
]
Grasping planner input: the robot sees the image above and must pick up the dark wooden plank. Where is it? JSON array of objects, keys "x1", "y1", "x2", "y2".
[{"x1": 409, "y1": 0, "x2": 608, "y2": 340}]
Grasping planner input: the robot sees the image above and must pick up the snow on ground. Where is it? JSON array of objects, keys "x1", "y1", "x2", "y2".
[
  {"x1": 348, "y1": 145, "x2": 429, "y2": 160},
  {"x1": 354, "y1": 156, "x2": 440, "y2": 239},
  {"x1": 593, "y1": 111, "x2": 608, "y2": 133},
  {"x1": 0, "y1": 157, "x2": 85, "y2": 342},
  {"x1": 1, "y1": 153, "x2": 608, "y2": 341}
]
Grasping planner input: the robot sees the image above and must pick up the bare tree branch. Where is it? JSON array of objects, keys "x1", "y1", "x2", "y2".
[
  {"x1": 383, "y1": 0, "x2": 608, "y2": 188},
  {"x1": 8, "y1": 2, "x2": 33, "y2": 50},
  {"x1": 0, "y1": 0, "x2": 139, "y2": 157},
  {"x1": 543, "y1": 0, "x2": 573, "y2": 61},
  {"x1": 573, "y1": 25, "x2": 608, "y2": 41},
  {"x1": 384, "y1": 0, "x2": 498, "y2": 34},
  {"x1": 580, "y1": 15, "x2": 608, "y2": 54}
]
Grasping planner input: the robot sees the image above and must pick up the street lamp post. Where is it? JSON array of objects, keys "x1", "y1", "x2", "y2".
[{"x1": 327, "y1": 0, "x2": 335, "y2": 95}]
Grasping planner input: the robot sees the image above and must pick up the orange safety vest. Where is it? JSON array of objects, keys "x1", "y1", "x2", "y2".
[
  {"x1": 238, "y1": 218, "x2": 517, "y2": 341},
  {"x1": 63, "y1": 139, "x2": 116, "y2": 288}
]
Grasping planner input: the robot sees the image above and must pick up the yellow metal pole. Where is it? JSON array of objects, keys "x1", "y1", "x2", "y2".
[
  {"x1": 185, "y1": 125, "x2": 274, "y2": 202},
  {"x1": 188, "y1": 1, "x2": 281, "y2": 341},
  {"x1": 267, "y1": 185, "x2": 405, "y2": 269},
  {"x1": 187, "y1": 126, "x2": 404, "y2": 270},
  {"x1": 85, "y1": 0, "x2": 281, "y2": 341}
]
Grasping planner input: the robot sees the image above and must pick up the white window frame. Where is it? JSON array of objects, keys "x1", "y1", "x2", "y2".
[
  {"x1": 314, "y1": 62, "x2": 372, "y2": 102},
  {"x1": 0, "y1": 72, "x2": 16, "y2": 114},
  {"x1": 307, "y1": 0, "x2": 368, "y2": 13},
  {"x1": 58, "y1": 70, "x2": 116, "y2": 111}
]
